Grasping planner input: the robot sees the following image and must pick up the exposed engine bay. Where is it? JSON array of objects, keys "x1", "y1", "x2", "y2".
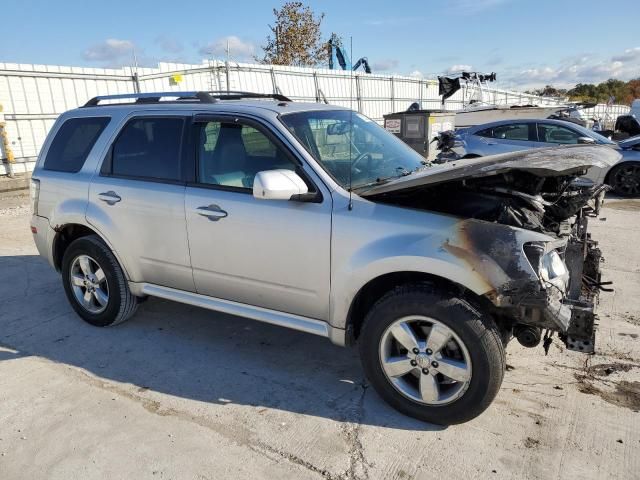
[
  {"x1": 367, "y1": 170, "x2": 607, "y2": 237},
  {"x1": 361, "y1": 146, "x2": 620, "y2": 354}
]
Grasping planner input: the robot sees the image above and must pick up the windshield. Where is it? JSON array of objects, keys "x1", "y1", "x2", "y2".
[
  {"x1": 280, "y1": 110, "x2": 425, "y2": 189},
  {"x1": 571, "y1": 123, "x2": 616, "y2": 145}
]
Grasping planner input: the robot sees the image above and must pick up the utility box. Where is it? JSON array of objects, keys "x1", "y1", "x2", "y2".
[{"x1": 383, "y1": 110, "x2": 456, "y2": 161}]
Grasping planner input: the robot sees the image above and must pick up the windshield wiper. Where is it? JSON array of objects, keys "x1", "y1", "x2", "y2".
[{"x1": 352, "y1": 166, "x2": 414, "y2": 191}]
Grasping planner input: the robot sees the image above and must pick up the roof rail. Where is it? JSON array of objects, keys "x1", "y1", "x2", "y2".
[
  {"x1": 83, "y1": 91, "x2": 215, "y2": 107},
  {"x1": 207, "y1": 91, "x2": 292, "y2": 102}
]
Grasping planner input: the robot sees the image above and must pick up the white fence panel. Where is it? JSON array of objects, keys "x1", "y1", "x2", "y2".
[{"x1": 0, "y1": 60, "x2": 633, "y2": 169}]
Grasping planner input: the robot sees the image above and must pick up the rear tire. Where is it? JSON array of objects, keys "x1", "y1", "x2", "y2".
[
  {"x1": 358, "y1": 284, "x2": 505, "y2": 425},
  {"x1": 61, "y1": 235, "x2": 138, "y2": 327}
]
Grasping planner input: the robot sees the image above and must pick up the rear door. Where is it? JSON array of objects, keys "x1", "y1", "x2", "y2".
[
  {"x1": 474, "y1": 123, "x2": 536, "y2": 154},
  {"x1": 184, "y1": 115, "x2": 332, "y2": 320},
  {"x1": 86, "y1": 113, "x2": 194, "y2": 291}
]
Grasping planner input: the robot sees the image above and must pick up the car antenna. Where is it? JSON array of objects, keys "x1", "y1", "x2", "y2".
[{"x1": 348, "y1": 36, "x2": 354, "y2": 211}]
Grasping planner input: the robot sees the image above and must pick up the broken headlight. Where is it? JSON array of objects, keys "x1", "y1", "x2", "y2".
[{"x1": 524, "y1": 243, "x2": 569, "y2": 292}]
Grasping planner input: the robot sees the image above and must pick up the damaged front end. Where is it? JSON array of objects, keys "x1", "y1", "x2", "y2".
[{"x1": 362, "y1": 146, "x2": 619, "y2": 354}]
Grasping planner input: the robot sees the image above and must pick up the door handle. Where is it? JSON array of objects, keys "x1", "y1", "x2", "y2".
[
  {"x1": 196, "y1": 204, "x2": 228, "y2": 221},
  {"x1": 98, "y1": 191, "x2": 121, "y2": 205}
]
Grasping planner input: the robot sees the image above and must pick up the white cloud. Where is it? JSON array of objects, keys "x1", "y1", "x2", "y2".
[
  {"x1": 409, "y1": 70, "x2": 424, "y2": 78},
  {"x1": 199, "y1": 36, "x2": 255, "y2": 60},
  {"x1": 371, "y1": 59, "x2": 399, "y2": 71},
  {"x1": 447, "y1": 64, "x2": 473, "y2": 73},
  {"x1": 83, "y1": 38, "x2": 135, "y2": 62},
  {"x1": 508, "y1": 47, "x2": 640, "y2": 89},
  {"x1": 612, "y1": 47, "x2": 640, "y2": 62}
]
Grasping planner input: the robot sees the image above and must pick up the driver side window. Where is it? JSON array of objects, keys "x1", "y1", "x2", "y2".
[
  {"x1": 197, "y1": 121, "x2": 296, "y2": 189},
  {"x1": 537, "y1": 124, "x2": 581, "y2": 144}
]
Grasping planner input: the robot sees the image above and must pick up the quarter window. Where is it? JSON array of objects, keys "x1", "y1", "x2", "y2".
[
  {"x1": 44, "y1": 117, "x2": 110, "y2": 172},
  {"x1": 109, "y1": 117, "x2": 184, "y2": 181},
  {"x1": 197, "y1": 121, "x2": 296, "y2": 189}
]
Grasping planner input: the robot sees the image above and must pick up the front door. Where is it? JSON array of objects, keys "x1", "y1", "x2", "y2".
[{"x1": 184, "y1": 116, "x2": 332, "y2": 320}]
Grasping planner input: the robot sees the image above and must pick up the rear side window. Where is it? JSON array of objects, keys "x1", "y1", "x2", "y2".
[
  {"x1": 476, "y1": 124, "x2": 531, "y2": 141},
  {"x1": 108, "y1": 117, "x2": 184, "y2": 182},
  {"x1": 44, "y1": 117, "x2": 109, "y2": 172}
]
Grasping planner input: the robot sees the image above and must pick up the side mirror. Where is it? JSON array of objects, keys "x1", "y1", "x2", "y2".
[
  {"x1": 253, "y1": 169, "x2": 308, "y2": 201},
  {"x1": 577, "y1": 136, "x2": 596, "y2": 145}
]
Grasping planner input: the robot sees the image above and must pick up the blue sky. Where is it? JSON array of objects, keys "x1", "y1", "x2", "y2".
[{"x1": 1, "y1": 0, "x2": 638, "y2": 90}]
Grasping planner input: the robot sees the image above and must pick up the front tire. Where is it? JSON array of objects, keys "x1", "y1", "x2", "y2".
[
  {"x1": 61, "y1": 235, "x2": 138, "y2": 327},
  {"x1": 608, "y1": 163, "x2": 640, "y2": 197},
  {"x1": 358, "y1": 284, "x2": 505, "y2": 425}
]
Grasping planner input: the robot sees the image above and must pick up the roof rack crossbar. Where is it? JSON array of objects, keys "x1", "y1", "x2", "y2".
[
  {"x1": 83, "y1": 91, "x2": 215, "y2": 107},
  {"x1": 83, "y1": 90, "x2": 292, "y2": 107},
  {"x1": 206, "y1": 91, "x2": 292, "y2": 102}
]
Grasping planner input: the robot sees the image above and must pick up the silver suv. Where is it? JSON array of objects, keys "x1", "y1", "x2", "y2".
[{"x1": 30, "y1": 91, "x2": 618, "y2": 425}]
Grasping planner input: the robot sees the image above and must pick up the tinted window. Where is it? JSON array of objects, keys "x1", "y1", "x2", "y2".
[
  {"x1": 492, "y1": 124, "x2": 530, "y2": 141},
  {"x1": 110, "y1": 117, "x2": 184, "y2": 181},
  {"x1": 476, "y1": 128, "x2": 493, "y2": 138},
  {"x1": 44, "y1": 117, "x2": 109, "y2": 172},
  {"x1": 197, "y1": 121, "x2": 296, "y2": 189},
  {"x1": 537, "y1": 124, "x2": 581, "y2": 144}
]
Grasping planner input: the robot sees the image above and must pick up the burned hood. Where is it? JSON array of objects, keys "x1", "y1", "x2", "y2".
[{"x1": 358, "y1": 145, "x2": 621, "y2": 196}]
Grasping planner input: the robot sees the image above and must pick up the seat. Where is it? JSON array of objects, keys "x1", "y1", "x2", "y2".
[{"x1": 206, "y1": 124, "x2": 249, "y2": 186}]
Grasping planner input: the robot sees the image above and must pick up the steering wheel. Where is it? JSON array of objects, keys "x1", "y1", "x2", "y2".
[{"x1": 351, "y1": 152, "x2": 373, "y2": 171}]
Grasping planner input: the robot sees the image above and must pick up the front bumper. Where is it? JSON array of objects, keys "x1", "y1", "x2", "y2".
[
  {"x1": 560, "y1": 215, "x2": 605, "y2": 353},
  {"x1": 524, "y1": 215, "x2": 603, "y2": 353}
]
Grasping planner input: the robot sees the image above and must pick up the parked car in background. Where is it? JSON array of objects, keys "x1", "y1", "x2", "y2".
[{"x1": 437, "y1": 118, "x2": 640, "y2": 196}]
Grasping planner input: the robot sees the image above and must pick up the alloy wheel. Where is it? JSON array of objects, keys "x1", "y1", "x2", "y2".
[
  {"x1": 69, "y1": 254, "x2": 109, "y2": 314},
  {"x1": 612, "y1": 164, "x2": 640, "y2": 196},
  {"x1": 379, "y1": 315, "x2": 472, "y2": 405}
]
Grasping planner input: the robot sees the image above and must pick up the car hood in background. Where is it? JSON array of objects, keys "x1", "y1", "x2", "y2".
[
  {"x1": 619, "y1": 135, "x2": 640, "y2": 148},
  {"x1": 359, "y1": 145, "x2": 621, "y2": 196}
]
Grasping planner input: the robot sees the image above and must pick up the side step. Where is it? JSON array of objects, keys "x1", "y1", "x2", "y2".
[{"x1": 131, "y1": 282, "x2": 331, "y2": 338}]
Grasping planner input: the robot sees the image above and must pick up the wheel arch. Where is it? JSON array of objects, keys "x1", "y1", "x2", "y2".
[
  {"x1": 344, "y1": 271, "x2": 493, "y2": 345},
  {"x1": 52, "y1": 223, "x2": 129, "y2": 280}
]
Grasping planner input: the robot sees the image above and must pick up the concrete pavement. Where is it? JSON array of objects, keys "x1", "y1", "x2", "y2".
[{"x1": 0, "y1": 196, "x2": 638, "y2": 480}]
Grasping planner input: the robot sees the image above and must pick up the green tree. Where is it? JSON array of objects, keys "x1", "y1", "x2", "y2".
[
  {"x1": 596, "y1": 79, "x2": 631, "y2": 104},
  {"x1": 260, "y1": 2, "x2": 328, "y2": 67}
]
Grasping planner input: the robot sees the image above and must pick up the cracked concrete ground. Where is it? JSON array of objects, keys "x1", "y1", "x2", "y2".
[{"x1": 0, "y1": 194, "x2": 639, "y2": 480}]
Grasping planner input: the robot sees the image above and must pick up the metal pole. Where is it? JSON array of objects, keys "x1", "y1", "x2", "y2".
[
  {"x1": 390, "y1": 77, "x2": 395, "y2": 112},
  {"x1": 313, "y1": 71, "x2": 320, "y2": 102},
  {"x1": 132, "y1": 72, "x2": 141, "y2": 93},
  {"x1": 355, "y1": 74, "x2": 362, "y2": 113}
]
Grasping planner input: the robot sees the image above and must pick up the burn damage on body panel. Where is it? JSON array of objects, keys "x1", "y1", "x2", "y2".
[{"x1": 368, "y1": 146, "x2": 614, "y2": 354}]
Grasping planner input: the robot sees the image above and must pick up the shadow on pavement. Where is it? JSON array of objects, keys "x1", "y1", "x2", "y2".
[{"x1": 0, "y1": 254, "x2": 443, "y2": 432}]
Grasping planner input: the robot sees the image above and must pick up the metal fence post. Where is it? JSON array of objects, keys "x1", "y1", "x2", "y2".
[
  {"x1": 390, "y1": 77, "x2": 395, "y2": 112},
  {"x1": 313, "y1": 71, "x2": 320, "y2": 102},
  {"x1": 355, "y1": 75, "x2": 362, "y2": 113},
  {"x1": 132, "y1": 72, "x2": 141, "y2": 93}
]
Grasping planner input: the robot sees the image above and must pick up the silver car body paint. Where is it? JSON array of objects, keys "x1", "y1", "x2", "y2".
[
  {"x1": 28, "y1": 101, "x2": 605, "y2": 347},
  {"x1": 449, "y1": 118, "x2": 637, "y2": 184}
]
